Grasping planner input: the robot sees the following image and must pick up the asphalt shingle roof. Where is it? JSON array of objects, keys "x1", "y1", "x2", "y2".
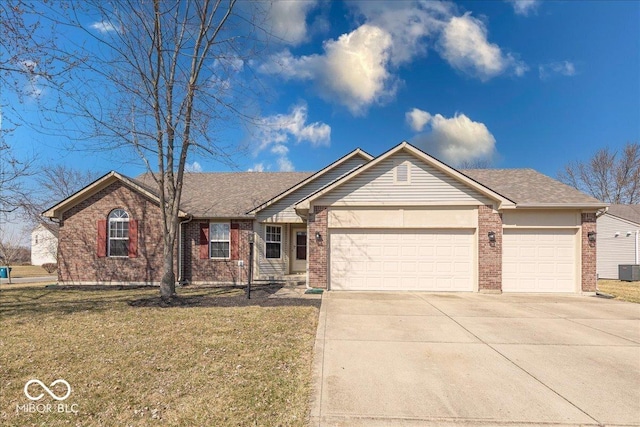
[
  {"x1": 132, "y1": 167, "x2": 603, "y2": 218},
  {"x1": 606, "y1": 204, "x2": 640, "y2": 225},
  {"x1": 134, "y1": 172, "x2": 312, "y2": 217},
  {"x1": 461, "y1": 168, "x2": 604, "y2": 205}
]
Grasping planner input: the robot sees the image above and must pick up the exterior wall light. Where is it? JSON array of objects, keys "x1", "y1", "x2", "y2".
[
  {"x1": 588, "y1": 231, "x2": 597, "y2": 242},
  {"x1": 615, "y1": 232, "x2": 620, "y2": 237},
  {"x1": 315, "y1": 231, "x2": 322, "y2": 243},
  {"x1": 248, "y1": 232, "x2": 254, "y2": 244},
  {"x1": 488, "y1": 231, "x2": 496, "y2": 243}
]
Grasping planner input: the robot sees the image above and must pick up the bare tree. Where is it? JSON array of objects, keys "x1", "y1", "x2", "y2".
[
  {"x1": 34, "y1": 0, "x2": 269, "y2": 298},
  {"x1": 1, "y1": 1, "x2": 77, "y2": 215},
  {"x1": 459, "y1": 159, "x2": 493, "y2": 169},
  {"x1": 19, "y1": 164, "x2": 101, "y2": 225},
  {"x1": 0, "y1": 230, "x2": 29, "y2": 284},
  {"x1": 558, "y1": 142, "x2": 640, "y2": 204},
  {"x1": 0, "y1": 142, "x2": 35, "y2": 214}
]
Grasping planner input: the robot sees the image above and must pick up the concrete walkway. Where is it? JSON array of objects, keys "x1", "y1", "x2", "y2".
[{"x1": 310, "y1": 292, "x2": 640, "y2": 426}]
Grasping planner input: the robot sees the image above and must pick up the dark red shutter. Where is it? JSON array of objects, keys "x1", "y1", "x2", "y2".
[
  {"x1": 128, "y1": 219, "x2": 138, "y2": 258},
  {"x1": 231, "y1": 222, "x2": 239, "y2": 260},
  {"x1": 199, "y1": 223, "x2": 209, "y2": 259},
  {"x1": 97, "y1": 219, "x2": 107, "y2": 257}
]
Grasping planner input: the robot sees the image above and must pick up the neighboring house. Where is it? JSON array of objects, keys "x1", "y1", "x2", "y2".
[
  {"x1": 596, "y1": 204, "x2": 640, "y2": 279},
  {"x1": 31, "y1": 223, "x2": 59, "y2": 266},
  {"x1": 43, "y1": 142, "x2": 607, "y2": 293}
]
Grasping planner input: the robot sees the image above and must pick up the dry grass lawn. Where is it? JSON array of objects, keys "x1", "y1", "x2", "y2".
[
  {"x1": 4, "y1": 265, "x2": 52, "y2": 278},
  {"x1": 598, "y1": 279, "x2": 640, "y2": 304},
  {"x1": 0, "y1": 283, "x2": 320, "y2": 426}
]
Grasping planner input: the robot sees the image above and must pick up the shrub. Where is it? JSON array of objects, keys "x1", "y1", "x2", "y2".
[{"x1": 42, "y1": 263, "x2": 58, "y2": 274}]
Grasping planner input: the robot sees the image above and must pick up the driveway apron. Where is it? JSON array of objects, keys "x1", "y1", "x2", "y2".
[{"x1": 309, "y1": 292, "x2": 640, "y2": 426}]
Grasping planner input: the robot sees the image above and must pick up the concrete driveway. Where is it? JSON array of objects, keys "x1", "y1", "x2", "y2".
[{"x1": 310, "y1": 292, "x2": 640, "y2": 426}]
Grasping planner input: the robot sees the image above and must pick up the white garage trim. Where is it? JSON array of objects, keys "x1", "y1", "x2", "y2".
[
  {"x1": 503, "y1": 229, "x2": 579, "y2": 293},
  {"x1": 328, "y1": 207, "x2": 478, "y2": 229},
  {"x1": 329, "y1": 229, "x2": 476, "y2": 291}
]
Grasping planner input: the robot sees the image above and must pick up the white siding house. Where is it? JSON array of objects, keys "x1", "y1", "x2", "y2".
[
  {"x1": 597, "y1": 205, "x2": 640, "y2": 279},
  {"x1": 31, "y1": 223, "x2": 58, "y2": 266}
]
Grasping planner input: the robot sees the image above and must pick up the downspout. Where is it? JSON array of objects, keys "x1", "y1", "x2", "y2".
[
  {"x1": 178, "y1": 215, "x2": 193, "y2": 284},
  {"x1": 594, "y1": 207, "x2": 608, "y2": 293}
]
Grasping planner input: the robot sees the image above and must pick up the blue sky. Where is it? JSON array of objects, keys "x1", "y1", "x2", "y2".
[{"x1": 3, "y1": 0, "x2": 640, "y2": 238}]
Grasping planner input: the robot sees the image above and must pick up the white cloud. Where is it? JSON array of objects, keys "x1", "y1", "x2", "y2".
[
  {"x1": 20, "y1": 60, "x2": 44, "y2": 99},
  {"x1": 349, "y1": 1, "x2": 452, "y2": 66},
  {"x1": 266, "y1": 0, "x2": 319, "y2": 46},
  {"x1": 185, "y1": 161, "x2": 203, "y2": 173},
  {"x1": 277, "y1": 157, "x2": 295, "y2": 172},
  {"x1": 261, "y1": 25, "x2": 395, "y2": 115},
  {"x1": 405, "y1": 108, "x2": 432, "y2": 132},
  {"x1": 438, "y1": 13, "x2": 527, "y2": 81},
  {"x1": 253, "y1": 104, "x2": 331, "y2": 172},
  {"x1": 248, "y1": 163, "x2": 265, "y2": 172},
  {"x1": 256, "y1": 104, "x2": 330, "y2": 150},
  {"x1": 539, "y1": 61, "x2": 576, "y2": 80},
  {"x1": 508, "y1": 0, "x2": 539, "y2": 16},
  {"x1": 409, "y1": 109, "x2": 496, "y2": 165},
  {"x1": 261, "y1": 2, "x2": 526, "y2": 113},
  {"x1": 91, "y1": 21, "x2": 119, "y2": 34}
]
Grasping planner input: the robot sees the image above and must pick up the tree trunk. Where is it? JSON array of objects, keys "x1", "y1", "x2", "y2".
[{"x1": 160, "y1": 229, "x2": 176, "y2": 298}]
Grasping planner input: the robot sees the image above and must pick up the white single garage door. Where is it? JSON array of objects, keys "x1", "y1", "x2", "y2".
[
  {"x1": 503, "y1": 229, "x2": 577, "y2": 292},
  {"x1": 329, "y1": 229, "x2": 474, "y2": 291}
]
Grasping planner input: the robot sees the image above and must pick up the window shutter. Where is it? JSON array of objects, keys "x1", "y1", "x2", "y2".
[
  {"x1": 231, "y1": 222, "x2": 239, "y2": 260},
  {"x1": 199, "y1": 223, "x2": 209, "y2": 259},
  {"x1": 128, "y1": 219, "x2": 138, "y2": 258},
  {"x1": 97, "y1": 219, "x2": 107, "y2": 257}
]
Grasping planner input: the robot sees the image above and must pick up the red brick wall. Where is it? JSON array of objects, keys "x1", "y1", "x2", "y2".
[
  {"x1": 478, "y1": 205, "x2": 503, "y2": 292},
  {"x1": 581, "y1": 212, "x2": 597, "y2": 292},
  {"x1": 58, "y1": 181, "x2": 167, "y2": 284},
  {"x1": 308, "y1": 206, "x2": 328, "y2": 289},
  {"x1": 183, "y1": 219, "x2": 253, "y2": 284}
]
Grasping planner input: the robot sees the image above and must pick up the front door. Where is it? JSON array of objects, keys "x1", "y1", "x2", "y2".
[{"x1": 290, "y1": 227, "x2": 307, "y2": 273}]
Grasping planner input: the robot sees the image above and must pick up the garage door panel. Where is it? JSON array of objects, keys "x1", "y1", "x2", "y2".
[
  {"x1": 503, "y1": 229, "x2": 576, "y2": 293},
  {"x1": 329, "y1": 229, "x2": 474, "y2": 291}
]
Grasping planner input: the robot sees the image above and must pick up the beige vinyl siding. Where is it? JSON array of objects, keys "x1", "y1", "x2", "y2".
[
  {"x1": 316, "y1": 153, "x2": 489, "y2": 206},
  {"x1": 256, "y1": 156, "x2": 368, "y2": 223},
  {"x1": 597, "y1": 214, "x2": 639, "y2": 279},
  {"x1": 256, "y1": 223, "x2": 290, "y2": 277}
]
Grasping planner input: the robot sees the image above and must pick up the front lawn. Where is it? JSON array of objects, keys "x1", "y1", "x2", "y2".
[
  {"x1": 0, "y1": 284, "x2": 320, "y2": 426},
  {"x1": 598, "y1": 279, "x2": 640, "y2": 304},
  {"x1": 3, "y1": 265, "x2": 51, "y2": 278}
]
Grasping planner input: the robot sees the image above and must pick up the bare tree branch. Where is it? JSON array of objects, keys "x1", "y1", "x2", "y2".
[{"x1": 558, "y1": 142, "x2": 640, "y2": 204}]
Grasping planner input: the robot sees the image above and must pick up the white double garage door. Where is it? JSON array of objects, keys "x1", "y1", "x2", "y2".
[{"x1": 329, "y1": 228, "x2": 578, "y2": 292}]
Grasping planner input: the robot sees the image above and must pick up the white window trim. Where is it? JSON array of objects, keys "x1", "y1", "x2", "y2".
[
  {"x1": 209, "y1": 222, "x2": 231, "y2": 259},
  {"x1": 108, "y1": 209, "x2": 130, "y2": 258},
  {"x1": 265, "y1": 225, "x2": 282, "y2": 259},
  {"x1": 394, "y1": 160, "x2": 411, "y2": 185}
]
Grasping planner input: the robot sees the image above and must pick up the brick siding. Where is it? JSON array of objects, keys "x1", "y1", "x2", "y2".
[
  {"x1": 183, "y1": 219, "x2": 253, "y2": 284},
  {"x1": 58, "y1": 181, "x2": 167, "y2": 284},
  {"x1": 308, "y1": 206, "x2": 328, "y2": 289},
  {"x1": 478, "y1": 205, "x2": 503, "y2": 292},
  {"x1": 581, "y1": 212, "x2": 597, "y2": 292}
]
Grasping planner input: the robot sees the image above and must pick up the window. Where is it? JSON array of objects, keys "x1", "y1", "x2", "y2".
[
  {"x1": 210, "y1": 222, "x2": 230, "y2": 258},
  {"x1": 108, "y1": 209, "x2": 129, "y2": 257},
  {"x1": 265, "y1": 225, "x2": 282, "y2": 259}
]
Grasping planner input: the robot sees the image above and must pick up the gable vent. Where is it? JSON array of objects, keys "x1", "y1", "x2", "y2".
[{"x1": 395, "y1": 162, "x2": 409, "y2": 184}]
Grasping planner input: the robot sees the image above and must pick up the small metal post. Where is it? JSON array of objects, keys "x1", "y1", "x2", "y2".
[{"x1": 247, "y1": 232, "x2": 254, "y2": 299}]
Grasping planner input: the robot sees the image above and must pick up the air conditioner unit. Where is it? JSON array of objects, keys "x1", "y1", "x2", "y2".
[{"x1": 618, "y1": 265, "x2": 640, "y2": 281}]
